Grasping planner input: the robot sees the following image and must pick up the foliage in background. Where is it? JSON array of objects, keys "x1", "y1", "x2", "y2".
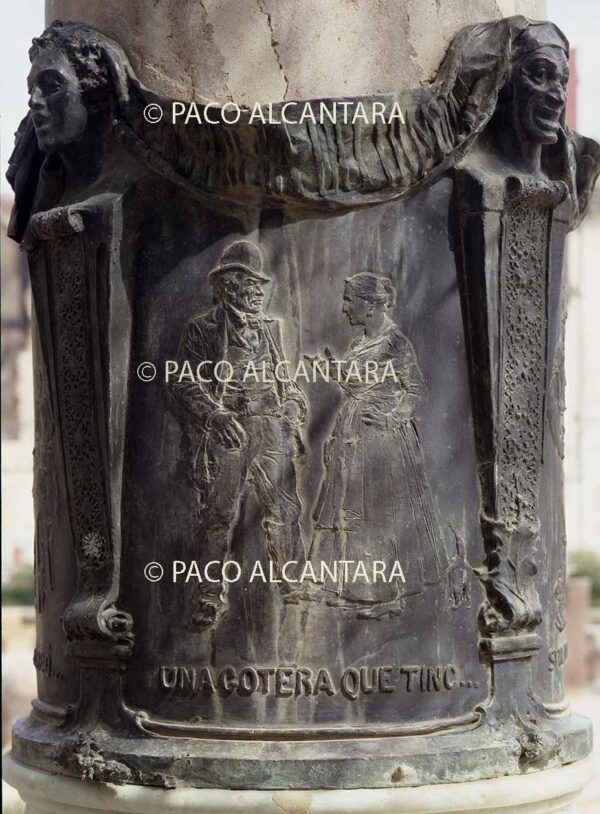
[
  {"x1": 2, "y1": 565, "x2": 34, "y2": 605},
  {"x1": 569, "y1": 549, "x2": 600, "y2": 606}
]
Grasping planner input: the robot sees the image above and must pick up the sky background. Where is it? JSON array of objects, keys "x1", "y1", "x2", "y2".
[
  {"x1": 547, "y1": 0, "x2": 600, "y2": 140},
  {"x1": 1, "y1": 0, "x2": 44, "y2": 197}
]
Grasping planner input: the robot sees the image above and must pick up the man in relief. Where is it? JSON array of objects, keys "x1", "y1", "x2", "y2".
[
  {"x1": 309, "y1": 272, "x2": 448, "y2": 620},
  {"x1": 172, "y1": 241, "x2": 309, "y2": 628}
]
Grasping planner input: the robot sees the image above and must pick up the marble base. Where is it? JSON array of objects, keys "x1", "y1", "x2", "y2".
[{"x1": 3, "y1": 752, "x2": 596, "y2": 814}]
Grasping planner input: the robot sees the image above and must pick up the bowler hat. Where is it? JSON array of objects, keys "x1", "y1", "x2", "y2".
[{"x1": 208, "y1": 241, "x2": 270, "y2": 284}]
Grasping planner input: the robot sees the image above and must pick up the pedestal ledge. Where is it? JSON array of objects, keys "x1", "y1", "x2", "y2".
[{"x1": 3, "y1": 751, "x2": 596, "y2": 814}]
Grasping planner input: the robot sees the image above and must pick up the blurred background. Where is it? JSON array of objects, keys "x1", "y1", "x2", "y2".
[{"x1": 1, "y1": 0, "x2": 599, "y2": 811}]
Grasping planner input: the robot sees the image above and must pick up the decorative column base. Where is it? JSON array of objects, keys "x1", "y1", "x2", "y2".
[{"x1": 3, "y1": 752, "x2": 595, "y2": 814}]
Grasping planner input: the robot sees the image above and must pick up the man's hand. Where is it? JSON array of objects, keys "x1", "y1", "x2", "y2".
[
  {"x1": 393, "y1": 398, "x2": 415, "y2": 422},
  {"x1": 284, "y1": 399, "x2": 303, "y2": 423},
  {"x1": 209, "y1": 411, "x2": 247, "y2": 449},
  {"x1": 284, "y1": 387, "x2": 309, "y2": 424},
  {"x1": 361, "y1": 406, "x2": 388, "y2": 428},
  {"x1": 304, "y1": 346, "x2": 335, "y2": 365}
]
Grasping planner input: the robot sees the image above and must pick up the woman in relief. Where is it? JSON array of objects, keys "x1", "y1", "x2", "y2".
[{"x1": 311, "y1": 272, "x2": 447, "y2": 620}]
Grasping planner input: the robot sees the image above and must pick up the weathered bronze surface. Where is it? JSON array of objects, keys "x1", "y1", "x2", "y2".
[{"x1": 7, "y1": 16, "x2": 600, "y2": 789}]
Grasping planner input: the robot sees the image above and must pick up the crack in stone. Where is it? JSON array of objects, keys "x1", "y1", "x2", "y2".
[
  {"x1": 256, "y1": 0, "x2": 289, "y2": 100},
  {"x1": 196, "y1": 0, "x2": 234, "y2": 103},
  {"x1": 404, "y1": 8, "x2": 426, "y2": 85},
  {"x1": 189, "y1": 63, "x2": 198, "y2": 103}
]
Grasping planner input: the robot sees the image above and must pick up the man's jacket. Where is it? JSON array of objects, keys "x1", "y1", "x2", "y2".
[{"x1": 171, "y1": 305, "x2": 305, "y2": 425}]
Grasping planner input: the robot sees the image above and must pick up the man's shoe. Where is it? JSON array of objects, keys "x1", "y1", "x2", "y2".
[{"x1": 190, "y1": 597, "x2": 225, "y2": 628}]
